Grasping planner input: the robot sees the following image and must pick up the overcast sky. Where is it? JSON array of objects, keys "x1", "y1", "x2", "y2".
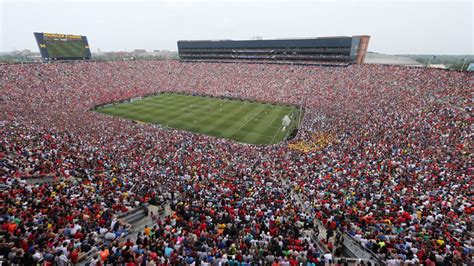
[{"x1": 1, "y1": 0, "x2": 472, "y2": 54}]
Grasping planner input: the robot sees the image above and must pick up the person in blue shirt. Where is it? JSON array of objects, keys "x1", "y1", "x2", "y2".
[{"x1": 164, "y1": 246, "x2": 173, "y2": 258}]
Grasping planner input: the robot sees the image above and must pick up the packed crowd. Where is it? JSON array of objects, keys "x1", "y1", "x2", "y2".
[{"x1": 1, "y1": 61, "x2": 472, "y2": 265}]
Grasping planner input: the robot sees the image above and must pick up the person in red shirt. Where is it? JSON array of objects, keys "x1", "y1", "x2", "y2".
[
  {"x1": 69, "y1": 248, "x2": 79, "y2": 264},
  {"x1": 125, "y1": 257, "x2": 136, "y2": 266},
  {"x1": 288, "y1": 256, "x2": 298, "y2": 266},
  {"x1": 74, "y1": 230, "x2": 84, "y2": 240},
  {"x1": 99, "y1": 247, "x2": 109, "y2": 262}
]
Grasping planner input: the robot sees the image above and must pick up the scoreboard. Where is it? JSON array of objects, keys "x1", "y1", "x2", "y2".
[{"x1": 34, "y1": 32, "x2": 92, "y2": 61}]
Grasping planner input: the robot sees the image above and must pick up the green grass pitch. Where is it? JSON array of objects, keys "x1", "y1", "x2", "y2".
[{"x1": 95, "y1": 93, "x2": 301, "y2": 145}]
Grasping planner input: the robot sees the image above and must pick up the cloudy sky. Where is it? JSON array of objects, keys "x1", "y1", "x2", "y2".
[{"x1": 1, "y1": 0, "x2": 472, "y2": 54}]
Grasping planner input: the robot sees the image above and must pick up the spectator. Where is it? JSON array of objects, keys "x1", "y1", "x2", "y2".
[{"x1": 0, "y1": 61, "x2": 472, "y2": 264}]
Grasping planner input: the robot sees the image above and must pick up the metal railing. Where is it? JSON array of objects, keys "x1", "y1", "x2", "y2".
[{"x1": 343, "y1": 233, "x2": 382, "y2": 264}]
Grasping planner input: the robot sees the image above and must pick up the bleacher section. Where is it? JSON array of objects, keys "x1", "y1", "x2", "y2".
[{"x1": 178, "y1": 36, "x2": 370, "y2": 65}]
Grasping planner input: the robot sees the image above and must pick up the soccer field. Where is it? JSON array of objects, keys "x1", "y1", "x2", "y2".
[{"x1": 95, "y1": 93, "x2": 301, "y2": 145}]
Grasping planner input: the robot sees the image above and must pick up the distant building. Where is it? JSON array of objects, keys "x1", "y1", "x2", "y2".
[{"x1": 134, "y1": 49, "x2": 147, "y2": 54}]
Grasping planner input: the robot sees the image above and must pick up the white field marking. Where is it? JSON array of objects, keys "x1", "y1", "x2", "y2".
[
  {"x1": 238, "y1": 130, "x2": 274, "y2": 138},
  {"x1": 181, "y1": 103, "x2": 196, "y2": 113},
  {"x1": 266, "y1": 109, "x2": 281, "y2": 127},
  {"x1": 166, "y1": 100, "x2": 216, "y2": 125},
  {"x1": 110, "y1": 101, "x2": 152, "y2": 111},
  {"x1": 107, "y1": 103, "x2": 155, "y2": 116},
  {"x1": 116, "y1": 96, "x2": 181, "y2": 113},
  {"x1": 244, "y1": 104, "x2": 265, "y2": 122},
  {"x1": 117, "y1": 102, "x2": 170, "y2": 121},
  {"x1": 269, "y1": 107, "x2": 296, "y2": 144},
  {"x1": 117, "y1": 97, "x2": 190, "y2": 119},
  {"x1": 197, "y1": 100, "x2": 251, "y2": 133},
  {"x1": 235, "y1": 105, "x2": 266, "y2": 136},
  {"x1": 266, "y1": 107, "x2": 292, "y2": 129},
  {"x1": 135, "y1": 98, "x2": 198, "y2": 120},
  {"x1": 137, "y1": 99, "x2": 177, "y2": 107},
  {"x1": 173, "y1": 98, "x2": 229, "y2": 126}
]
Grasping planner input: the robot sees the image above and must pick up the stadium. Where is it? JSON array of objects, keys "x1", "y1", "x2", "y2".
[{"x1": 1, "y1": 7, "x2": 473, "y2": 266}]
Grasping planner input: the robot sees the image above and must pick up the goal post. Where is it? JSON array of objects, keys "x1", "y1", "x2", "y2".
[{"x1": 282, "y1": 115, "x2": 291, "y2": 127}]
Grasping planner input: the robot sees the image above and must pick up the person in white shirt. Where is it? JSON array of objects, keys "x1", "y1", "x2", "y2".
[
  {"x1": 323, "y1": 252, "x2": 333, "y2": 264},
  {"x1": 55, "y1": 250, "x2": 69, "y2": 266},
  {"x1": 32, "y1": 249, "x2": 43, "y2": 262},
  {"x1": 89, "y1": 254, "x2": 100, "y2": 266},
  {"x1": 280, "y1": 257, "x2": 290, "y2": 266},
  {"x1": 386, "y1": 258, "x2": 401, "y2": 266}
]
